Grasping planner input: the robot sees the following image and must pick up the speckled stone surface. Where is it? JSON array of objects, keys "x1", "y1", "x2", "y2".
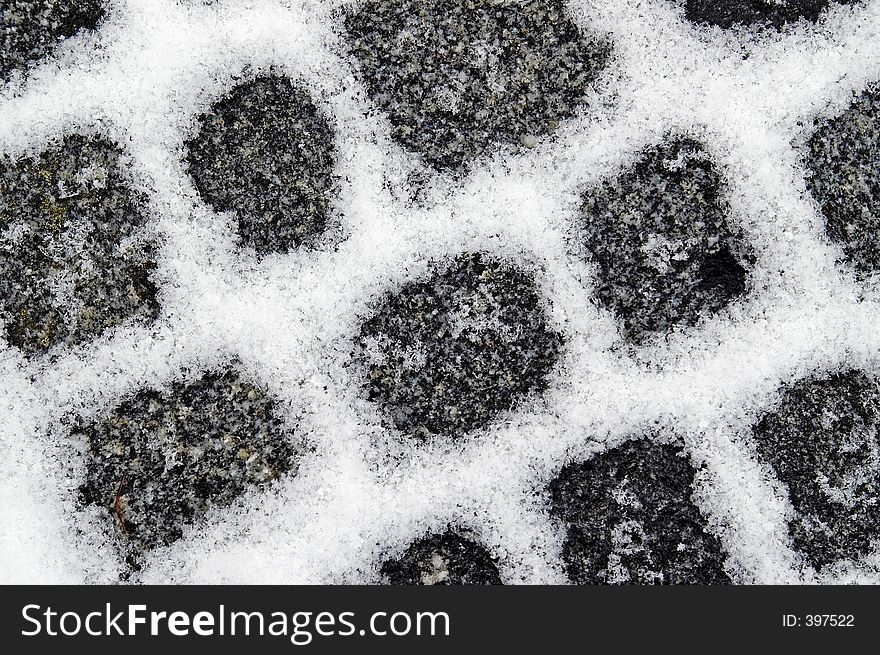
[
  {"x1": 752, "y1": 370, "x2": 880, "y2": 570},
  {"x1": 381, "y1": 529, "x2": 503, "y2": 585},
  {"x1": 343, "y1": 0, "x2": 610, "y2": 172},
  {"x1": 0, "y1": 134, "x2": 159, "y2": 357},
  {"x1": 805, "y1": 84, "x2": 880, "y2": 279},
  {"x1": 186, "y1": 74, "x2": 337, "y2": 256},
  {"x1": 77, "y1": 369, "x2": 299, "y2": 564},
  {"x1": 358, "y1": 252, "x2": 563, "y2": 439},
  {"x1": 0, "y1": 0, "x2": 104, "y2": 81},
  {"x1": 4, "y1": 0, "x2": 879, "y2": 587},
  {"x1": 548, "y1": 439, "x2": 732, "y2": 584},
  {"x1": 579, "y1": 136, "x2": 750, "y2": 344},
  {"x1": 684, "y1": 0, "x2": 855, "y2": 29}
]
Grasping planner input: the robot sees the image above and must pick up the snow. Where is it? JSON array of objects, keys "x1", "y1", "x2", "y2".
[{"x1": 1, "y1": 0, "x2": 880, "y2": 584}]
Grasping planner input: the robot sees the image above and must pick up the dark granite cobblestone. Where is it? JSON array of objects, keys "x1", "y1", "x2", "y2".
[
  {"x1": 805, "y1": 84, "x2": 880, "y2": 279},
  {"x1": 1, "y1": 0, "x2": 105, "y2": 82},
  {"x1": 358, "y1": 252, "x2": 563, "y2": 439},
  {"x1": 381, "y1": 529, "x2": 503, "y2": 585},
  {"x1": 578, "y1": 136, "x2": 750, "y2": 344},
  {"x1": 548, "y1": 439, "x2": 732, "y2": 584},
  {"x1": 684, "y1": 0, "x2": 857, "y2": 29},
  {"x1": 752, "y1": 370, "x2": 880, "y2": 569},
  {"x1": 186, "y1": 74, "x2": 337, "y2": 256},
  {"x1": 0, "y1": 133, "x2": 158, "y2": 357},
  {"x1": 77, "y1": 368, "x2": 299, "y2": 562},
  {"x1": 343, "y1": 0, "x2": 610, "y2": 172}
]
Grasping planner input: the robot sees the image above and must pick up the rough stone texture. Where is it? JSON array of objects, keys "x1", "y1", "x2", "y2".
[
  {"x1": 0, "y1": 0, "x2": 104, "y2": 81},
  {"x1": 0, "y1": 134, "x2": 159, "y2": 357},
  {"x1": 358, "y1": 252, "x2": 563, "y2": 439},
  {"x1": 343, "y1": 0, "x2": 610, "y2": 172},
  {"x1": 77, "y1": 369, "x2": 299, "y2": 561},
  {"x1": 548, "y1": 439, "x2": 732, "y2": 584},
  {"x1": 381, "y1": 529, "x2": 503, "y2": 584},
  {"x1": 805, "y1": 84, "x2": 880, "y2": 279},
  {"x1": 579, "y1": 136, "x2": 750, "y2": 344},
  {"x1": 684, "y1": 0, "x2": 856, "y2": 29},
  {"x1": 752, "y1": 370, "x2": 880, "y2": 569},
  {"x1": 185, "y1": 74, "x2": 336, "y2": 256}
]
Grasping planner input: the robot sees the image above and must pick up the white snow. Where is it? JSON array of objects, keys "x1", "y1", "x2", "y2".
[{"x1": 1, "y1": 0, "x2": 880, "y2": 584}]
